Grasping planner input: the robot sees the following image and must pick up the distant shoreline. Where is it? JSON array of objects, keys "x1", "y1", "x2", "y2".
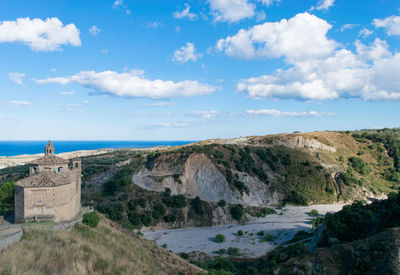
[{"x1": 0, "y1": 145, "x2": 181, "y2": 170}]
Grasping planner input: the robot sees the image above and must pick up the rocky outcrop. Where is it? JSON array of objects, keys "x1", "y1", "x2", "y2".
[{"x1": 132, "y1": 153, "x2": 282, "y2": 207}]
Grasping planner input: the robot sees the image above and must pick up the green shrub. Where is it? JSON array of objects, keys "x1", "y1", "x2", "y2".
[
  {"x1": 348, "y1": 157, "x2": 371, "y2": 175},
  {"x1": 192, "y1": 196, "x2": 204, "y2": 214},
  {"x1": 264, "y1": 234, "x2": 274, "y2": 242},
  {"x1": 310, "y1": 209, "x2": 319, "y2": 216},
  {"x1": 311, "y1": 216, "x2": 323, "y2": 230},
  {"x1": 230, "y1": 204, "x2": 244, "y2": 220},
  {"x1": 257, "y1": 231, "x2": 264, "y2": 236},
  {"x1": 237, "y1": 230, "x2": 244, "y2": 236},
  {"x1": 163, "y1": 214, "x2": 177, "y2": 223},
  {"x1": 266, "y1": 243, "x2": 309, "y2": 264},
  {"x1": 82, "y1": 212, "x2": 100, "y2": 227},
  {"x1": 161, "y1": 243, "x2": 167, "y2": 248},
  {"x1": 180, "y1": 253, "x2": 189, "y2": 259},
  {"x1": 218, "y1": 200, "x2": 226, "y2": 207},
  {"x1": 286, "y1": 230, "x2": 313, "y2": 244},
  {"x1": 0, "y1": 181, "x2": 15, "y2": 215},
  {"x1": 256, "y1": 207, "x2": 277, "y2": 217},
  {"x1": 227, "y1": 247, "x2": 240, "y2": 256},
  {"x1": 285, "y1": 191, "x2": 308, "y2": 206},
  {"x1": 215, "y1": 234, "x2": 226, "y2": 243}
]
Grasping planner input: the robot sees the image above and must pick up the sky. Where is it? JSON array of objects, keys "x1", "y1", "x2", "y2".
[{"x1": 0, "y1": 0, "x2": 400, "y2": 140}]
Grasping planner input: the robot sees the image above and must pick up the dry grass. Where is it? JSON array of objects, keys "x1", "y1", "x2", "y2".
[{"x1": 0, "y1": 216, "x2": 201, "y2": 275}]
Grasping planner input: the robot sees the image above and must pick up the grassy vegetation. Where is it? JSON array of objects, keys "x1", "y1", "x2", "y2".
[
  {"x1": 0, "y1": 217, "x2": 201, "y2": 275},
  {"x1": 322, "y1": 192, "x2": 400, "y2": 244},
  {"x1": 0, "y1": 181, "x2": 14, "y2": 216}
]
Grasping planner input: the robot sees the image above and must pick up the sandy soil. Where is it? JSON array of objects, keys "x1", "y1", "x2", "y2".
[{"x1": 143, "y1": 204, "x2": 345, "y2": 258}]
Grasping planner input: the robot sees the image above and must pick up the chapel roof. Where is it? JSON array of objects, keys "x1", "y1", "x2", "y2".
[
  {"x1": 29, "y1": 155, "x2": 69, "y2": 165},
  {"x1": 15, "y1": 170, "x2": 77, "y2": 188}
]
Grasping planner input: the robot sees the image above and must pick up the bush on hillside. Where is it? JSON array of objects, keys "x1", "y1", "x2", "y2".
[
  {"x1": 82, "y1": 212, "x2": 100, "y2": 227},
  {"x1": 348, "y1": 157, "x2": 371, "y2": 175},
  {"x1": 230, "y1": 204, "x2": 244, "y2": 221},
  {"x1": 218, "y1": 200, "x2": 226, "y2": 207}
]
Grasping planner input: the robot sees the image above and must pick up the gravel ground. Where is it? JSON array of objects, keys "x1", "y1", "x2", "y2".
[{"x1": 143, "y1": 204, "x2": 345, "y2": 258}]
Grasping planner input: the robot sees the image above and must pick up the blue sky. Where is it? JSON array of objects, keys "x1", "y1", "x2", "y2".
[{"x1": 0, "y1": 0, "x2": 399, "y2": 140}]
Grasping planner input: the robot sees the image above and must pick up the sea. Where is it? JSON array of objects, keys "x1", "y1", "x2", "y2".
[{"x1": 0, "y1": 141, "x2": 195, "y2": 157}]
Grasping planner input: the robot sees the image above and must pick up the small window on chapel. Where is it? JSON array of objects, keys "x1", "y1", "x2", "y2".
[{"x1": 75, "y1": 163, "x2": 79, "y2": 168}]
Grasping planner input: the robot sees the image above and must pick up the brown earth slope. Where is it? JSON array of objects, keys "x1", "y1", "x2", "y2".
[{"x1": 0, "y1": 215, "x2": 202, "y2": 275}]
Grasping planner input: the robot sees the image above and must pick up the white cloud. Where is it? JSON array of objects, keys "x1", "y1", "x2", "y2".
[
  {"x1": 173, "y1": 42, "x2": 202, "y2": 63},
  {"x1": 373, "y1": 15, "x2": 400, "y2": 36},
  {"x1": 359, "y1": 28, "x2": 373, "y2": 37},
  {"x1": 60, "y1": 91, "x2": 74, "y2": 96},
  {"x1": 89, "y1": 25, "x2": 101, "y2": 36},
  {"x1": 113, "y1": 0, "x2": 123, "y2": 8},
  {"x1": 148, "y1": 102, "x2": 174, "y2": 106},
  {"x1": 185, "y1": 110, "x2": 220, "y2": 118},
  {"x1": 145, "y1": 21, "x2": 164, "y2": 29},
  {"x1": 101, "y1": 49, "x2": 109, "y2": 54},
  {"x1": 0, "y1": 17, "x2": 81, "y2": 51},
  {"x1": 259, "y1": 0, "x2": 281, "y2": 7},
  {"x1": 35, "y1": 70, "x2": 218, "y2": 99},
  {"x1": 216, "y1": 12, "x2": 336, "y2": 61},
  {"x1": 64, "y1": 108, "x2": 73, "y2": 112},
  {"x1": 173, "y1": 4, "x2": 198, "y2": 21},
  {"x1": 8, "y1": 73, "x2": 26, "y2": 86},
  {"x1": 146, "y1": 122, "x2": 188, "y2": 129},
  {"x1": 8, "y1": 100, "x2": 32, "y2": 106},
  {"x1": 314, "y1": 0, "x2": 335, "y2": 10},
  {"x1": 237, "y1": 38, "x2": 400, "y2": 101},
  {"x1": 340, "y1": 24, "x2": 357, "y2": 32},
  {"x1": 208, "y1": 0, "x2": 256, "y2": 23},
  {"x1": 245, "y1": 109, "x2": 334, "y2": 117}
]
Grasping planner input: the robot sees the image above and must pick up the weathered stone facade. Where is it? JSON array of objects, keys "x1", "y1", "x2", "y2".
[{"x1": 14, "y1": 141, "x2": 81, "y2": 223}]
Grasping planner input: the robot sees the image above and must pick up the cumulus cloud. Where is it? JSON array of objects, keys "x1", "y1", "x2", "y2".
[
  {"x1": 35, "y1": 70, "x2": 218, "y2": 99},
  {"x1": 89, "y1": 25, "x2": 101, "y2": 36},
  {"x1": 173, "y1": 42, "x2": 202, "y2": 63},
  {"x1": 8, "y1": 100, "x2": 32, "y2": 106},
  {"x1": 173, "y1": 4, "x2": 198, "y2": 21},
  {"x1": 313, "y1": 0, "x2": 335, "y2": 10},
  {"x1": 8, "y1": 73, "x2": 26, "y2": 86},
  {"x1": 237, "y1": 38, "x2": 400, "y2": 101},
  {"x1": 215, "y1": 12, "x2": 400, "y2": 101},
  {"x1": 216, "y1": 12, "x2": 336, "y2": 61},
  {"x1": 373, "y1": 15, "x2": 400, "y2": 36},
  {"x1": 0, "y1": 17, "x2": 81, "y2": 51},
  {"x1": 245, "y1": 109, "x2": 334, "y2": 117},
  {"x1": 185, "y1": 110, "x2": 220, "y2": 118},
  {"x1": 208, "y1": 0, "x2": 256, "y2": 23}
]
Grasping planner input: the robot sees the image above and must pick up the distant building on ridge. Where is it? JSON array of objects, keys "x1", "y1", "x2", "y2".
[{"x1": 14, "y1": 141, "x2": 81, "y2": 222}]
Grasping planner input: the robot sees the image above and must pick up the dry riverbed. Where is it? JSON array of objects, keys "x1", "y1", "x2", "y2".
[{"x1": 143, "y1": 204, "x2": 345, "y2": 258}]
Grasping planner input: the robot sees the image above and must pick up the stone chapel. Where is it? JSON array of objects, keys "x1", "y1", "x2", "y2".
[{"x1": 14, "y1": 141, "x2": 81, "y2": 222}]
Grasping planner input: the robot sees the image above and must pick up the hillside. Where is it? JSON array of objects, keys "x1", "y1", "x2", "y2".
[
  {"x1": 1, "y1": 129, "x2": 399, "y2": 230},
  {"x1": 0, "y1": 215, "x2": 202, "y2": 275}
]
